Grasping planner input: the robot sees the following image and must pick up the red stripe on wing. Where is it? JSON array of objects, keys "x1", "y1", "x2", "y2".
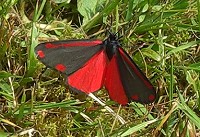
[
  {"x1": 104, "y1": 55, "x2": 128, "y2": 105},
  {"x1": 68, "y1": 50, "x2": 108, "y2": 93},
  {"x1": 45, "y1": 40, "x2": 102, "y2": 49}
]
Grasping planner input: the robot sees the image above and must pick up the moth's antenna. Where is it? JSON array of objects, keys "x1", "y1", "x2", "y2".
[
  {"x1": 114, "y1": 28, "x2": 123, "y2": 40},
  {"x1": 115, "y1": 28, "x2": 122, "y2": 36},
  {"x1": 106, "y1": 27, "x2": 123, "y2": 40},
  {"x1": 107, "y1": 29, "x2": 112, "y2": 35}
]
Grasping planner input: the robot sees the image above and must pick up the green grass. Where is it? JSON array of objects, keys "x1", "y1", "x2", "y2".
[{"x1": 0, "y1": 0, "x2": 200, "y2": 136}]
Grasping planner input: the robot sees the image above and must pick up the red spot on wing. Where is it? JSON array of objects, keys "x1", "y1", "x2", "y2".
[
  {"x1": 105, "y1": 55, "x2": 128, "y2": 105},
  {"x1": 119, "y1": 48, "x2": 153, "y2": 89},
  {"x1": 45, "y1": 40, "x2": 103, "y2": 49},
  {"x1": 131, "y1": 95, "x2": 139, "y2": 101},
  {"x1": 68, "y1": 40, "x2": 102, "y2": 47},
  {"x1": 55, "y1": 64, "x2": 67, "y2": 72},
  {"x1": 68, "y1": 50, "x2": 108, "y2": 93},
  {"x1": 149, "y1": 94, "x2": 155, "y2": 101},
  {"x1": 37, "y1": 50, "x2": 45, "y2": 58}
]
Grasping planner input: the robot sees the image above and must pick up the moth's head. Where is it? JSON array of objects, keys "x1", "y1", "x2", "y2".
[
  {"x1": 107, "y1": 31, "x2": 118, "y2": 41},
  {"x1": 108, "y1": 33, "x2": 117, "y2": 40},
  {"x1": 104, "y1": 31, "x2": 121, "y2": 60},
  {"x1": 105, "y1": 31, "x2": 121, "y2": 46}
]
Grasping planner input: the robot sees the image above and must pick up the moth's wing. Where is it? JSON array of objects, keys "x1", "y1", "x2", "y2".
[
  {"x1": 67, "y1": 50, "x2": 108, "y2": 93},
  {"x1": 105, "y1": 47, "x2": 156, "y2": 105},
  {"x1": 35, "y1": 39, "x2": 103, "y2": 75}
]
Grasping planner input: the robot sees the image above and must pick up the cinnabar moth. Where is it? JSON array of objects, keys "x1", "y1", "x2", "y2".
[{"x1": 35, "y1": 32, "x2": 156, "y2": 105}]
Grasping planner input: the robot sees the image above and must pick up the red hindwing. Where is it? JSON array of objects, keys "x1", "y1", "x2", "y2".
[{"x1": 68, "y1": 50, "x2": 108, "y2": 93}]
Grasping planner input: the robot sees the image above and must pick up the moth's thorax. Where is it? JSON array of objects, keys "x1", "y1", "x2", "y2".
[{"x1": 104, "y1": 35, "x2": 120, "y2": 60}]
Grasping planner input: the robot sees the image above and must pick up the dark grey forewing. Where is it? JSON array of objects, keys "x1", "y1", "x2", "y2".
[
  {"x1": 116, "y1": 48, "x2": 156, "y2": 104},
  {"x1": 35, "y1": 39, "x2": 103, "y2": 75}
]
